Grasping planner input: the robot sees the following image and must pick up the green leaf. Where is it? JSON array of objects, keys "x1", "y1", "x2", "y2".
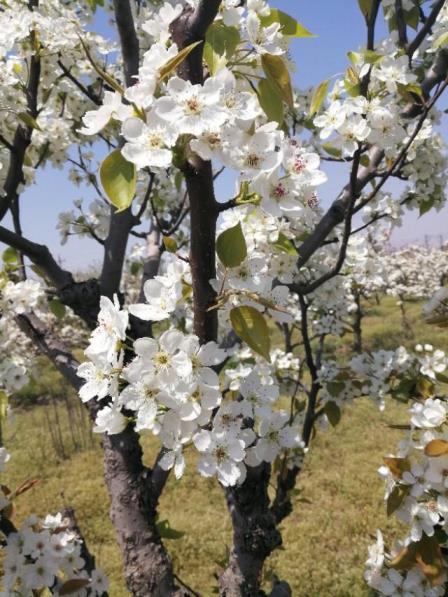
[
  {"x1": 257, "y1": 78, "x2": 284, "y2": 125},
  {"x1": 273, "y1": 232, "x2": 297, "y2": 255},
  {"x1": 396, "y1": 82, "x2": 424, "y2": 104},
  {"x1": 204, "y1": 22, "x2": 240, "y2": 75},
  {"x1": 261, "y1": 54, "x2": 294, "y2": 109},
  {"x1": 159, "y1": 41, "x2": 203, "y2": 80},
  {"x1": 49, "y1": 298, "x2": 66, "y2": 320},
  {"x1": 324, "y1": 401, "x2": 341, "y2": 427},
  {"x1": 419, "y1": 197, "x2": 435, "y2": 216},
  {"x1": 358, "y1": 0, "x2": 374, "y2": 19},
  {"x1": 100, "y1": 149, "x2": 136, "y2": 212},
  {"x1": 130, "y1": 262, "x2": 141, "y2": 276},
  {"x1": 363, "y1": 49, "x2": 382, "y2": 64},
  {"x1": 386, "y1": 484, "x2": 409, "y2": 517},
  {"x1": 347, "y1": 51, "x2": 361, "y2": 65},
  {"x1": 59, "y1": 579, "x2": 91, "y2": 595},
  {"x1": 309, "y1": 80, "x2": 329, "y2": 117},
  {"x1": 322, "y1": 143, "x2": 342, "y2": 158},
  {"x1": 17, "y1": 112, "x2": 41, "y2": 131},
  {"x1": 360, "y1": 154, "x2": 370, "y2": 167},
  {"x1": 2, "y1": 247, "x2": 19, "y2": 264},
  {"x1": 156, "y1": 519, "x2": 185, "y2": 540},
  {"x1": 163, "y1": 236, "x2": 178, "y2": 254},
  {"x1": 405, "y1": 6, "x2": 420, "y2": 30},
  {"x1": 260, "y1": 9, "x2": 314, "y2": 37},
  {"x1": 230, "y1": 306, "x2": 271, "y2": 360},
  {"x1": 79, "y1": 36, "x2": 124, "y2": 94},
  {"x1": 216, "y1": 222, "x2": 247, "y2": 268},
  {"x1": 435, "y1": 372, "x2": 448, "y2": 384}
]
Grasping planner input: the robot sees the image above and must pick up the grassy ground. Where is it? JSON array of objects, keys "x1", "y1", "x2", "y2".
[{"x1": 3, "y1": 296, "x2": 447, "y2": 596}]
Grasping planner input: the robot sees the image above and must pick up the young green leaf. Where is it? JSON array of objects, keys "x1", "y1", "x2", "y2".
[
  {"x1": 358, "y1": 0, "x2": 374, "y2": 19},
  {"x1": 260, "y1": 9, "x2": 314, "y2": 37},
  {"x1": 309, "y1": 80, "x2": 329, "y2": 117},
  {"x1": 100, "y1": 149, "x2": 136, "y2": 212},
  {"x1": 2, "y1": 247, "x2": 19, "y2": 264},
  {"x1": 257, "y1": 78, "x2": 284, "y2": 125},
  {"x1": 261, "y1": 54, "x2": 294, "y2": 109},
  {"x1": 216, "y1": 222, "x2": 247, "y2": 268},
  {"x1": 49, "y1": 298, "x2": 66, "y2": 320},
  {"x1": 59, "y1": 579, "x2": 91, "y2": 595},
  {"x1": 17, "y1": 112, "x2": 41, "y2": 131},
  {"x1": 206, "y1": 22, "x2": 240, "y2": 59},
  {"x1": 159, "y1": 41, "x2": 203, "y2": 80},
  {"x1": 324, "y1": 401, "x2": 341, "y2": 427},
  {"x1": 273, "y1": 232, "x2": 297, "y2": 255},
  {"x1": 163, "y1": 236, "x2": 178, "y2": 253},
  {"x1": 230, "y1": 306, "x2": 271, "y2": 360}
]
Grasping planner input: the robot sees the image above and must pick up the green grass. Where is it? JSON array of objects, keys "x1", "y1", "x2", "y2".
[{"x1": 2, "y1": 296, "x2": 447, "y2": 596}]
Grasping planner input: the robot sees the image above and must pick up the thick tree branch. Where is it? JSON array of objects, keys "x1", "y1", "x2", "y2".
[
  {"x1": 99, "y1": 0, "x2": 140, "y2": 299},
  {"x1": 171, "y1": 0, "x2": 222, "y2": 343},
  {"x1": 15, "y1": 313, "x2": 82, "y2": 392},
  {"x1": 0, "y1": 225, "x2": 73, "y2": 289},
  {"x1": 219, "y1": 464, "x2": 282, "y2": 595},
  {"x1": 112, "y1": 0, "x2": 139, "y2": 88},
  {"x1": 395, "y1": 0, "x2": 408, "y2": 47}
]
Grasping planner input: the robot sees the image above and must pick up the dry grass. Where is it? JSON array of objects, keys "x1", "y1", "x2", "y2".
[{"x1": 3, "y1": 296, "x2": 446, "y2": 596}]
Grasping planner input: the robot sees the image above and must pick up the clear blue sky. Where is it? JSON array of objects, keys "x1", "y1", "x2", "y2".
[{"x1": 7, "y1": 0, "x2": 448, "y2": 271}]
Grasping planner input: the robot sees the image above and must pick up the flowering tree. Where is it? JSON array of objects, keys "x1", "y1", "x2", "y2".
[{"x1": 1, "y1": 0, "x2": 448, "y2": 594}]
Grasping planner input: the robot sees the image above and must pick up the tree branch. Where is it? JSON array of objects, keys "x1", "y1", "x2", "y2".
[
  {"x1": 0, "y1": 225, "x2": 73, "y2": 289},
  {"x1": 0, "y1": 28, "x2": 41, "y2": 222},
  {"x1": 99, "y1": 0, "x2": 140, "y2": 299},
  {"x1": 395, "y1": 0, "x2": 408, "y2": 48},
  {"x1": 407, "y1": 0, "x2": 445, "y2": 58},
  {"x1": 297, "y1": 46, "x2": 448, "y2": 270}
]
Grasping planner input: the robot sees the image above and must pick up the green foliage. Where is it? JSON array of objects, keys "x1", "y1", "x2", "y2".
[
  {"x1": 159, "y1": 41, "x2": 202, "y2": 80},
  {"x1": 49, "y1": 298, "x2": 66, "y2": 320},
  {"x1": 230, "y1": 305, "x2": 271, "y2": 360},
  {"x1": 204, "y1": 23, "x2": 240, "y2": 75},
  {"x1": 216, "y1": 222, "x2": 247, "y2": 268},
  {"x1": 272, "y1": 232, "x2": 297, "y2": 255},
  {"x1": 324, "y1": 401, "x2": 341, "y2": 427},
  {"x1": 261, "y1": 54, "x2": 294, "y2": 109},
  {"x1": 100, "y1": 149, "x2": 136, "y2": 212},
  {"x1": 259, "y1": 9, "x2": 314, "y2": 37},
  {"x1": 258, "y1": 78, "x2": 284, "y2": 126},
  {"x1": 163, "y1": 236, "x2": 178, "y2": 254},
  {"x1": 309, "y1": 80, "x2": 329, "y2": 117}
]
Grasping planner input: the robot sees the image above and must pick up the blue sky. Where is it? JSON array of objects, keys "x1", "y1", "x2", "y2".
[{"x1": 7, "y1": 0, "x2": 448, "y2": 271}]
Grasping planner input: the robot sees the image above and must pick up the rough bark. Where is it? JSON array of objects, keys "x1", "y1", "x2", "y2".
[
  {"x1": 102, "y1": 430, "x2": 181, "y2": 597},
  {"x1": 219, "y1": 464, "x2": 282, "y2": 596}
]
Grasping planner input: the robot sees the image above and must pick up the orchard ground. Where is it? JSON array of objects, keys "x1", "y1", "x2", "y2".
[{"x1": 4, "y1": 296, "x2": 446, "y2": 597}]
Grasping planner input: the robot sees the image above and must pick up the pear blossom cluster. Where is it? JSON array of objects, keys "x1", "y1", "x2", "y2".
[
  {"x1": 78, "y1": 291, "x2": 306, "y2": 486},
  {"x1": 0, "y1": 448, "x2": 108, "y2": 595},
  {"x1": 365, "y1": 391, "x2": 448, "y2": 596}
]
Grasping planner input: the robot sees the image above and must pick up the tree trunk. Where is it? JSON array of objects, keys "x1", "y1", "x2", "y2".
[{"x1": 102, "y1": 428, "x2": 182, "y2": 596}]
